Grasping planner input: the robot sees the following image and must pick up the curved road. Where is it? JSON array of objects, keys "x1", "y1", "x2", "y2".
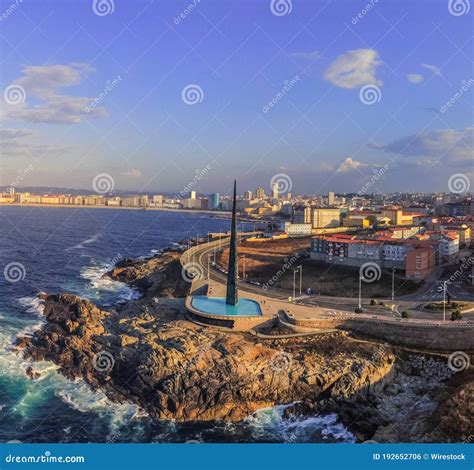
[{"x1": 184, "y1": 237, "x2": 474, "y2": 324}]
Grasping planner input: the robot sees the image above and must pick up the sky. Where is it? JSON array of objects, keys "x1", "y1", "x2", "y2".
[{"x1": 0, "y1": 0, "x2": 472, "y2": 195}]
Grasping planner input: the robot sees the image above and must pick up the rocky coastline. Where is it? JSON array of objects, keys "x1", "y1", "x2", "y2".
[{"x1": 15, "y1": 250, "x2": 473, "y2": 442}]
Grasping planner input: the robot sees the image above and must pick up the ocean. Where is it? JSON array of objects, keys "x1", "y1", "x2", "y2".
[{"x1": 0, "y1": 206, "x2": 354, "y2": 443}]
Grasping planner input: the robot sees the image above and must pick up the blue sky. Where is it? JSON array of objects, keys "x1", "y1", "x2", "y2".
[{"x1": 0, "y1": 0, "x2": 472, "y2": 195}]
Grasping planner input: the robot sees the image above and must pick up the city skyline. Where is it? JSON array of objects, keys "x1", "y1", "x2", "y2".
[{"x1": 0, "y1": 0, "x2": 472, "y2": 194}]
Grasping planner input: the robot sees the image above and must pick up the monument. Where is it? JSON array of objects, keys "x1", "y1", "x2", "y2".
[{"x1": 226, "y1": 180, "x2": 238, "y2": 305}]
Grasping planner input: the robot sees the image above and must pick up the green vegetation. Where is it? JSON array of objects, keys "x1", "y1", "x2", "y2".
[
  {"x1": 451, "y1": 310, "x2": 463, "y2": 321},
  {"x1": 423, "y1": 301, "x2": 474, "y2": 312}
]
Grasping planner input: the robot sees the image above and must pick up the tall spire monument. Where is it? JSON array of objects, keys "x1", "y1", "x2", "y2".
[{"x1": 226, "y1": 180, "x2": 238, "y2": 305}]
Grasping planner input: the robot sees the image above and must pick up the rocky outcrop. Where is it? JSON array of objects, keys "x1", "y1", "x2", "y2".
[
  {"x1": 19, "y1": 293, "x2": 398, "y2": 423},
  {"x1": 106, "y1": 251, "x2": 190, "y2": 299}
]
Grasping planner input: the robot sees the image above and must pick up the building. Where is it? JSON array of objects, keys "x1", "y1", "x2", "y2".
[
  {"x1": 152, "y1": 195, "x2": 163, "y2": 205},
  {"x1": 272, "y1": 182, "x2": 279, "y2": 199},
  {"x1": 328, "y1": 191, "x2": 335, "y2": 205},
  {"x1": 181, "y1": 198, "x2": 202, "y2": 209},
  {"x1": 244, "y1": 190, "x2": 253, "y2": 200},
  {"x1": 405, "y1": 246, "x2": 436, "y2": 279},
  {"x1": 189, "y1": 191, "x2": 197, "y2": 200},
  {"x1": 282, "y1": 222, "x2": 312, "y2": 237},
  {"x1": 255, "y1": 187, "x2": 265, "y2": 199},
  {"x1": 312, "y1": 208, "x2": 340, "y2": 228},
  {"x1": 209, "y1": 193, "x2": 220, "y2": 209},
  {"x1": 310, "y1": 233, "x2": 437, "y2": 278},
  {"x1": 293, "y1": 206, "x2": 312, "y2": 224}
]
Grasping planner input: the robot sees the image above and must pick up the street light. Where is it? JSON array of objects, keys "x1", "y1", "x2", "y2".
[
  {"x1": 391, "y1": 267, "x2": 395, "y2": 301},
  {"x1": 293, "y1": 265, "x2": 302, "y2": 300},
  {"x1": 299, "y1": 265, "x2": 302, "y2": 296},
  {"x1": 358, "y1": 274, "x2": 362, "y2": 310},
  {"x1": 443, "y1": 280, "x2": 447, "y2": 322}
]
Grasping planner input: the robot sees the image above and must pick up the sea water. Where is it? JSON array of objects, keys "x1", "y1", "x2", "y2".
[{"x1": 0, "y1": 206, "x2": 353, "y2": 443}]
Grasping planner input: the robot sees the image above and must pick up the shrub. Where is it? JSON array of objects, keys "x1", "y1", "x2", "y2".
[
  {"x1": 379, "y1": 301, "x2": 385, "y2": 307},
  {"x1": 370, "y1": 299, "x2": 377, "y2": 306},
  {"x1": 401, "y1": 311, "x2": 409, "y2": 319},
  {"x1": 451, "y1": 310, "x2": 463, "y2": 321},
  {"x1": 354, "y1": 307, "x2": 364, "y2": 314}
]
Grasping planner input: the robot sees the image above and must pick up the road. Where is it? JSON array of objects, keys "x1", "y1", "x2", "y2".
[{"x1": 184, "y1": 236, "x2": 474, "y2": 324}]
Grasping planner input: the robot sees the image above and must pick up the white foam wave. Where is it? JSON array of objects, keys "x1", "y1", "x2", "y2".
[
  {"x1": 80, "y1": 265, "x2": 140, "y2": 301},
  {"x1": 18, "y1": 296, "x2": 45, "y2": 316},
  {"x1": 242, "y1": 404, "x2": 355, "y2": 443},
  {"x1": 66, "y1": 232, "x2": 103, "y2": 252}
]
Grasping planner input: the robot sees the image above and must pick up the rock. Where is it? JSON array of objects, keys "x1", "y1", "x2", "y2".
[{"x1": 18, "y1": 293, "x2": 399, "y2": 424}]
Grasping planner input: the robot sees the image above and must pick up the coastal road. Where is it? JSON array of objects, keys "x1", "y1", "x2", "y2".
[{"x1": 186, "y1": 237, "x2": 474, "y2": 324}]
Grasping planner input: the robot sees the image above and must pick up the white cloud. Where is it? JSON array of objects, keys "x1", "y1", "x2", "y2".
[
  {"x1": 336, "y1": 157, "x2": 368, "y2": 173},
  {"x1": 0, "y1": 127, "x2": 72, "y2": 158},
  {"x1": 407, "y1": 73, "x2": 424, "y2": 84},
  {"x1": 123, "y1": 168, "x2": 142, "y2": 177},
  {"x1": 324, "y1": 49, "x2": 383, "y2": 89},
  {"x1": 421, "y1": 63, "x2": 441, "y2": 76},
  {"x1": 1, "y1": 64, "x2": 107, "y2": 124},
  {"x1": 370, "y1": 128, "x2": 473, "y2": 166}
]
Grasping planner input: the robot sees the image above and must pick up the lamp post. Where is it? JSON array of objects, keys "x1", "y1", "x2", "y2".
[
  {"x1": 299, "y1": 265, "x2": 302, "y2": 296},
  {"x1": 391, "y1": 267, "x2": 395, "y2": 301},
  {"x1": 443, "y1": 280, "x2": 447, "y2": 322},
  {"x1": 358, "y1": 275, "x2": 362, "y2": 310},
  {"x1": 293, "y1": 268, "x2": 296, "y2": 300}
]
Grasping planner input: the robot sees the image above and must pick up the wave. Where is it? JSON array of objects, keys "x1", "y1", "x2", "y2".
[
  {"x1": 240, "y1": 404, "x2": 355, "y2": 443},
  {"x1": 80, "y1": 264, "x2": 140, "y2": 302},
  {"x1": 18, "y1": 296, "x2": 45, "y2": 317},
  {"x1": 65, "y1": 232, "x2": 103, "y2": 252}
]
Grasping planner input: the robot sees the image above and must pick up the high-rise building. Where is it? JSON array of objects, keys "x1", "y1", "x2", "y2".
[
  {"x1": 244, "y1": 190, "x2": 253, "y2": 200},
  {"x1": 210, "y1": 193, "x2": 220, "y2": 209},
  {"x1": 328, "y1": 191, "x2": 335, "y2": 205},
  {"x1": 190, "y1": 190, "x2": 197, "y2": 199},
  {"x1": 272, "y1": 182, "x2": 279, "y2": 199},
  {"x1": 255, "y1": 187, "x2": 265, "y2": 199}
]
